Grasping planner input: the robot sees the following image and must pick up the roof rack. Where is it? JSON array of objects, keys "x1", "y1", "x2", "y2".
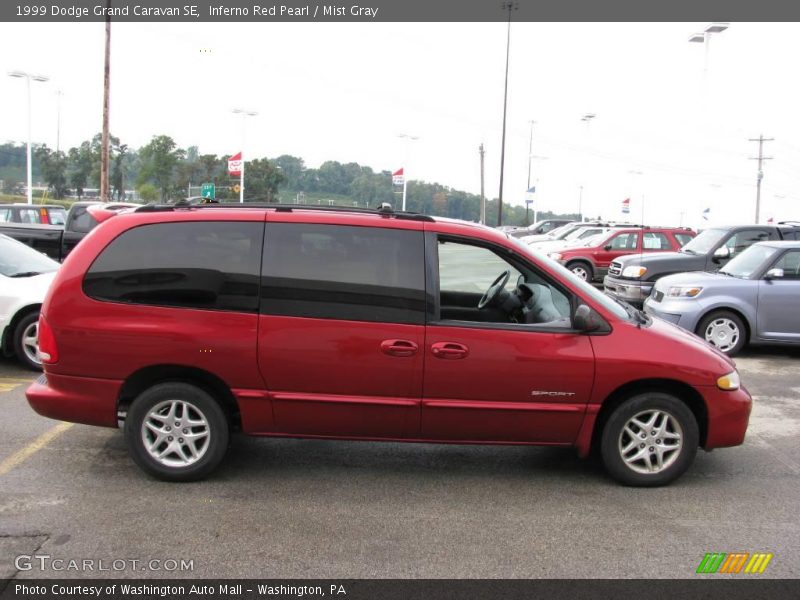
[{"x1": 135, "y1": 201, "x2": 435, "y2": 222}]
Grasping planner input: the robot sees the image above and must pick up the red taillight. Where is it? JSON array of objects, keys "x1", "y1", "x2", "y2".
[{"x1": 37, "y1": 314, "x2": 58, "y2": 364}]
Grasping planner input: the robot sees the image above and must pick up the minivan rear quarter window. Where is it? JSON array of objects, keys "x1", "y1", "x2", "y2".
[
  {"x1": 83, "y1": 221, "x2": 263, "y2": 312},
  {"x1": 260, "y1": 223, "x2": 426, "y2": 324}
]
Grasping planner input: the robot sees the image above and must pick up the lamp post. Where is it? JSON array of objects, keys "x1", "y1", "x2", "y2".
[
  {"x1": 579, "y1": 113, "x2": 595, "y2": 222},
  {"x1": 689, "y1": 23, "x2": 729, "y2": 101},
  {"x1": 8, "y1": 70, "x2": 49, "y2": 205},
  {"x1": 497, "y1": 1, "x2": 518, "y2": 227},
  {"x1": 232, "y1": 108, "x2": 258, "y2": 203},
  {"x1": 398, "y1": 133, "x2": 419, "y2": 211}
]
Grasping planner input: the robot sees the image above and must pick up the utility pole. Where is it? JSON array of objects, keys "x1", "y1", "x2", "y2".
[
  {"x1": 749, "y1": 134, "x2": 774, "y2": 224},
  {"x1": 99, "y1": 0, "x2": 112, "y2": 202},
  {"x1": 479, "y1": 143, "x2": 486, "y2": 225}
]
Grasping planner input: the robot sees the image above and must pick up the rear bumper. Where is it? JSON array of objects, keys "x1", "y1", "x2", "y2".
[
  {"x1": 26, "y1": 372, "x2": 120, "y2": 428},
  {"x1": 702, "y1": 385, "x2": 752, "y2": 449},
  {"x1": 603, "y1": 275, "x2": 652, "y2": 305}
]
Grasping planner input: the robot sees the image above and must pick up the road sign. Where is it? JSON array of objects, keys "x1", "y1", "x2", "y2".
[{"x1": 201, "y1": 183, "x2": 215, "y2": 199}]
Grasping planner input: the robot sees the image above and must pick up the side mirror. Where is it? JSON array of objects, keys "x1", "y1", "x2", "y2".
[
  {"x1": 765, "y1": 268, "x2": 784, "y2": 280},
  {"x1": 573, "y1": 304, "x2": 606, "y2": 333},
  {"x1": 713, "y1": 246, "x2": 731, "y2": 260},
  {"x1": 604, "y1": 244, "x2": 613, "y2": 251}
]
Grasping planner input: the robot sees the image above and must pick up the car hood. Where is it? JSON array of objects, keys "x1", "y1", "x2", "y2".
[
  {"x1": 646, "y1": 311, "x2": 736, "y2": 371},
  {"x1": 2, "y1": 271, "x2": 58, "y2": 299},
  {"x1": 656, "y1": 271, "x2": 753, "y2": 288},
  {"x1": 615, "y1": 251, "x2": 694, "y2": 267}
]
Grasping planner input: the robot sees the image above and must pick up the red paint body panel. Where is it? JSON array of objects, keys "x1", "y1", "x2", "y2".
[
  {"x1": 422, "y1": 325, "x2": 594, "y2": 442},
  {"x1": 26, "y1": 207, "x2": 750, "y2": 461}
]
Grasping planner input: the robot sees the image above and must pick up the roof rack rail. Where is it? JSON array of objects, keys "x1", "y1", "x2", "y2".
[{"x1": 134, "y1": 202, "x2": 435, "y2": 222}]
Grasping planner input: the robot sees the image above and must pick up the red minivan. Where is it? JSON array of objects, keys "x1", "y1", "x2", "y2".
[{"x1": 26, "y1": 205, "x2": 751, "y2": 486}]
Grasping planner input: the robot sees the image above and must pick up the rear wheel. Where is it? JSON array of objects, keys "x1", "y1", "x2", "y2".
[
  {"x1": 696, "y1": 310, "x2": 746, "y2": 356},
  {"x1": 567, "y1": 261, "x2": 594, "y2": 282},
  {"x1": 125, "y1": 383, "x2": 229, "y2": 482},
  {"x1": 600, "y1": 393, "x2": 698, "y2": 486},
  {"x1": 13, "y1": 312, "x2": 42, "y2": 371}
]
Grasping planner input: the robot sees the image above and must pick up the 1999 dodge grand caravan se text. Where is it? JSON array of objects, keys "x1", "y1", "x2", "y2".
[{"x1": 26, "y1": 204, "x2": 751, "y2": 486}]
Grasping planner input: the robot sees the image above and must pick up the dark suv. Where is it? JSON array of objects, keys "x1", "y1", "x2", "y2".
[{"x1": 27, "y1": 204, "x2": 751, "y2": 486}]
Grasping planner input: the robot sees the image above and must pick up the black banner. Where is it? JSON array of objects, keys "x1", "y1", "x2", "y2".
[
  {"x1": 2, "y1": 580, "x2": 800, "y2": 600},
  {"x1": 3, "y1": 0, "x2": 800, "y2": 23}
]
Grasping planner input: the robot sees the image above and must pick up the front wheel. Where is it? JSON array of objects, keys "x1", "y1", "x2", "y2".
[
  {"x1": 600, "y1": 393, "x2": 698, "y2": 486},
  {"x1": 567, "y1": 261, "x2": 594, "y2": 282},
  {"x1": 696, "y1": 310, "x2": 746, "y2": 356},
  {"x1": 125, "y1": 383, "x2": 229, "y2": 482},
  {"x1": 13, "y1": 312, "x2": 42, "y2": 371}
]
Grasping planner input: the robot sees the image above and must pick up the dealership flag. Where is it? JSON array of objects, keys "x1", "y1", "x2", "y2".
[
  {"x1": 702, "y1": 207, "x2": 710, "y2": 221},
  {"x1": 228, "y1": 152, "x2": 243, "y2": 177},
  {"x1": 621, "y1": 197, "x2": 631, "y2": 214},
  {"x1": 392, "y1": 168, "x2": 404, "y2": 186}
]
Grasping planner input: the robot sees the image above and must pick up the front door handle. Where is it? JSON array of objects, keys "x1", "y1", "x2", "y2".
[
  {"x1": 380, "y1": 339, "x2": 419, "y2": 357},
  {"x1": 431, "y1": 342, "x2": 470, "y2": 359}
]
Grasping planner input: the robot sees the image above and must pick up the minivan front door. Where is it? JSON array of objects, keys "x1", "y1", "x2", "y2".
[{"x1": 422, "y1": 236, "x2": 594, "y2": 443}]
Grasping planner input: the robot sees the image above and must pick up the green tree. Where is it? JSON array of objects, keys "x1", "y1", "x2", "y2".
[
  {"x1": 245, "y1": 158, "x2": 286, "y2": 201},
  {"x1": 137, "y1": 183, "x2": 159, "y2": 201},
  {"x1": 34, "y1": 145, "x2": 69, "y2": 198},
  {"x1": 137, "y1": 135, "x2": 185, "y2": 201},
  {"x1": 68, "y1": 141, "x2": 94, "y2": 199}
]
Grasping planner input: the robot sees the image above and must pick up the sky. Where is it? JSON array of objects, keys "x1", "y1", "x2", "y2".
[{"x1": 2, "y1": 21, "x2": 800, "y2": 228}]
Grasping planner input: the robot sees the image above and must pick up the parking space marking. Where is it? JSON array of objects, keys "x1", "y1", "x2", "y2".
[
  {"x1": 0, "y1": 377, "x2": 33, "y2": 393},
  {"x1": 0, "y1": 422, "x2": 73, "y2": 476}
]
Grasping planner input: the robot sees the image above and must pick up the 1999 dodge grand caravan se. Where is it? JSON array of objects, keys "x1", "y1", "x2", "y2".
[{"x1": 26, "y1": 204, "x2": 751, "y2": 486}]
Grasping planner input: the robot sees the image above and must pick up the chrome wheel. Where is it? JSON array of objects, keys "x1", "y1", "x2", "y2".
[
  {"x1": 21, "y1": 320, "x2": 40, "y2": 366},
  {"x1": 570, "y1": 265, "x2": 590, "y2": 281},
  {"x1": 618, "y1": 409, "x2": 683, "y2": 475},
  {"x1": 704, "y1": 317, "x2": 740, "y2": 353},
  {"x1": 141, "y1": 399, "x2": 210, "y2": 468}
]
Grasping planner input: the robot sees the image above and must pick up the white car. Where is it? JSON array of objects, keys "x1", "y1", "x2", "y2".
[
  {"x1": 0, "y1": 234, "x2": 59, "y2": 370},
  {"x1": 528, "y1": 226, "x2": 612, "y2": 252}
]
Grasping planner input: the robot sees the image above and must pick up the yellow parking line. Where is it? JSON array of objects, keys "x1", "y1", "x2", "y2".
[
  {"x1": 0, "y1": 422, "x2": 74, "y2": 476},
  {"x1": 0, "y1": 377, "x2": 34, "y2": 393}
]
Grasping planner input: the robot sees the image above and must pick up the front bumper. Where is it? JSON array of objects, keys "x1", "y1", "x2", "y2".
[
  {"x1": 603, "y1": 275, "x2": 653, "y2": 305},
  {"x1": 702, "y1": 384, "x2": 752, "y2": 449},
  {"x1": 643, "y1": 296, "x2": 705, "y2": 332}
]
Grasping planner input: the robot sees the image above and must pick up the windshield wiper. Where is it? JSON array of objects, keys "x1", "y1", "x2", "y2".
[{"x1": 8, "y1": 271, "x2": 42, "y2": 278}]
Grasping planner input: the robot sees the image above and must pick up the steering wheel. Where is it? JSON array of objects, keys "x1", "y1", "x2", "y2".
[{"x1": 477, "y1": 270, "x2": 511, "y2": 309}]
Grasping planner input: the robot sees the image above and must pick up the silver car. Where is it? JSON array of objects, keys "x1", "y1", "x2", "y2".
[{"x1": 643, "y1": 241, "x2": 800, "y2": 356}]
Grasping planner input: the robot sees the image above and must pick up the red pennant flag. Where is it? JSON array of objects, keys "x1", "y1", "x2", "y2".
[{"x1": 228, "y1": 152, "x2": 243, "y2": 177}]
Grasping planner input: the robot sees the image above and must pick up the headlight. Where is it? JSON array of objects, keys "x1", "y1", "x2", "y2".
[
  {"x1": 717, "y1": 370, "x2": 740, "y2": 391},
  {"x1": 622, "y1": 266, "x2": 647, "y2": 278},
  {"x1": 549, "y1": 252, "x2": 563, "y2": 260},
  {"x1": 667, "y1": 286, "x2": 703, "y2": 298}
]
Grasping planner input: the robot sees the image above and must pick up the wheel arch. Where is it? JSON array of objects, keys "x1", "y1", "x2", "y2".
[
  {"x1": 695, "y1": 305, "x2": 752, "y2": 344},
  {"x1": 117, "y1": 364, "x2": 242, "y2": 431},
  {"x1": 590, "y1": 378, "x2": 708, "y2": 454},
  {"x1": 2, "y1": 304, "x2": 41, "y2": 357}
]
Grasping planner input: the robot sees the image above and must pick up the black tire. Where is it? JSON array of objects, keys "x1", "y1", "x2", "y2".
[
  {"x1": 125, "y1": 382, "x2": 229, "y2": 482},
  {"x1": 13, "y1": 311, "x2": 42, "y2": 371},
  {"x1": 567, "y1": 261, "x2": 594, "y2": 282},
  {"x1": 696, "y1": 310, "x2": 747, "y2": 357},
  {"x1": 600, "y1": 393, "x2": 699, "y2": 487}
]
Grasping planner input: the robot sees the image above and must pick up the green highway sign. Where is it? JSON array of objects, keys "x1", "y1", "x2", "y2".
[{"x1": 201, "y1": 183, "x2": 215, "y2": 199}]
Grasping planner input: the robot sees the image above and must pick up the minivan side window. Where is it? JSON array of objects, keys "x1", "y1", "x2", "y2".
[
  {"x1": 260, "y1": 223, "x2": 426, "y2": 324},
  {"x1": 83, "y1": 221, "x2": 263, "y2": 312}
]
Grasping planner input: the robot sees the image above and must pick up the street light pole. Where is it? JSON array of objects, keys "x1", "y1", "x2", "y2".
[
  {"x1": 8, "y1": 70, "x2": 49, "y2": 205},
  {"x1": 497, "y1": 1, "x2": 518, "y2": 227},
  {"x1": 232, "y1": 109, "x2": 258, "y2": 203},
  {"x1": 689, "y1": 23, "x2": 729, "y2": 104},
  {"x1": 580, "y1": 113, "x2": 595, "y2": 222},
  {"x1": 398, "y1": 133, "x2": 419, "y2": 211}
]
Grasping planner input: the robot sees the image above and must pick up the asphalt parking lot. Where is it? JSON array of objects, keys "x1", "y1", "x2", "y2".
[{"x1": 1, "y1": 347, "x2": 798, "y2": 580}]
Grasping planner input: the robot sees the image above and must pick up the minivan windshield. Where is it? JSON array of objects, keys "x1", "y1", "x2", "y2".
[
  {"x1": 0, "y1": 234, "x2": 60, "y2": 277},
  {"x1": 719, "y1": 244, "x2": 779, "y2": 279},
  {"x1": 680, "y1": 228, "x2": 727, "y2": 255}
]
